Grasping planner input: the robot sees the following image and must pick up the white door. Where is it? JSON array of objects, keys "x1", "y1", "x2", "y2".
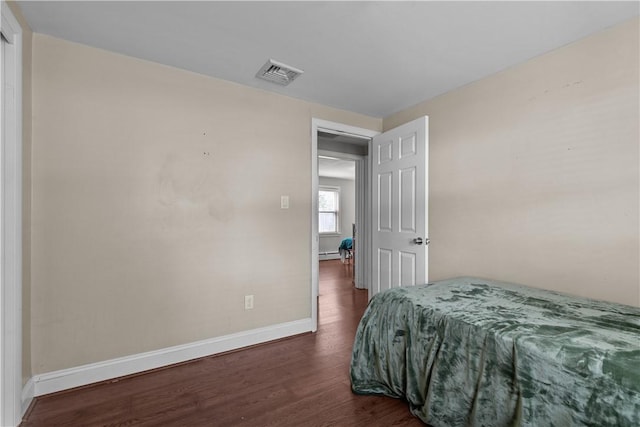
[{"x1": 370, "y1": 116, "x2": 428, "y2": 299}]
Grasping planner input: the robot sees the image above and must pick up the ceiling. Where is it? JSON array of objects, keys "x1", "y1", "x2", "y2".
[
  {"x1": 318, "y1": 131, "x2": 368, "y2": 179},
  {"x1": 318, "y1": 156, "x2": 356, "y2": 180},
  {"x1": 17, "y1": 1, "x2": 639, "y2": 118}
]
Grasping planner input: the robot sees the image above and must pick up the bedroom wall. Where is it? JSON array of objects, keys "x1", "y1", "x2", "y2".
[
  {"x1": 384, "y1": 18, "x2": 639, "y2": 306},
  {"x1": 318, "y1": 176, "x2": 356, "y2": 257},
  {"x1": 30, "y1": 34, "x2": 381, "y2": 375}
]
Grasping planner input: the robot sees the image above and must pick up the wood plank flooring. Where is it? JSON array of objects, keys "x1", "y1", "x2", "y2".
[{"x1": 21, "y1": 260, "x2": 424, "y2": 426}]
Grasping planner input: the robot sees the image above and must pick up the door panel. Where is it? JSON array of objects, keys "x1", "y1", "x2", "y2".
[
  {"x1": 378, "y1": 172, "x2": 392, "y2": 231},
  {"x1": 400, "y1": 133, "x2": 416, "y2": 158},
  {"x1": 399, "y1": 167, "x2": 416, "y2": 233},
  {"x1": 378, "y1": 248, "x2": 392, "y2": 292},
  {"x1": 370, "y1": 116, "x2": 428, "y2": 299},
  {"x1": 399, "y1": 251, "x2": 416, "y2": 286},
  {"x1": 378, "y1": 139, "x2": 393, "y2": 163}
]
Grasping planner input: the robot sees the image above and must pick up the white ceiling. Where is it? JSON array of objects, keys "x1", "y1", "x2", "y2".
[
  {"x1": 318, "y1": 132, "x2": 367, "y2": 179},
  {"x1": 17, "y1": 1, "x2": 639, "y2": 118},
  {"x1": 318, "y1": 156, "x2": 356, "y2": 180}
]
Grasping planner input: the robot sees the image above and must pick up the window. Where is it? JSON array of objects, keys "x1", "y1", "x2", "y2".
[{"x1": 319, "y1": 186, "x2": 340, "y2": 234}]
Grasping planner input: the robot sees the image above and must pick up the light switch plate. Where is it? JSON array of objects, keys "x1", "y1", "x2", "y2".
[
  {"x1": 281, "y1": 195, "x2": 289, "y2": 209},
  {"x1": 244, "y1": 295, "x2": 254, "y2": 310}
]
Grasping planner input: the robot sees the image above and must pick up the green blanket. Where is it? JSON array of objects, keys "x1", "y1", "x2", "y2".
[{"x1": 350, "y1": 277, "x2": 640, "y2": 426}]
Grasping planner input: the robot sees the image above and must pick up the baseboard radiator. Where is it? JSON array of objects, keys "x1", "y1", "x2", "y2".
[{"x1": 319, "y1": 251, "x2": 340, "y2": 260}]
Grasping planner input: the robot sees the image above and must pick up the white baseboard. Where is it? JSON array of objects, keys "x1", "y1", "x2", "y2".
[
  {"x1": 319, "y1": 253, "x2": 341, "y2": 260},
  {"x1": 21, "y1": 377, "x2": 34, "y2": 417},
  {"x1": 31, "y1": 318, "x2": 313, "y2": 397}
]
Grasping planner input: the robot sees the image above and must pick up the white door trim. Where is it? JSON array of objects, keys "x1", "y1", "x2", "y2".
[
  {"x1": 353, "y1": 156, "x2": 366, "y2": 288},
  {"x1": 311, "y1": 119, "x2": 378, "y2": 331},
  {"x1": 0, "y1": 2, "x2": 23, "y2": 425}
]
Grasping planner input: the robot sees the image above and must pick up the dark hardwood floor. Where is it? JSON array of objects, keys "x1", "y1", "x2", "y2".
[{"x1": 21, "y1": 260, "x2": 424, "y2": 426}]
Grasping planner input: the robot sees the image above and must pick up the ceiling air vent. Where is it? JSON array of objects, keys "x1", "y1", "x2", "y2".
[{"x1": 256, "y1": 59, "x2": 304, "y2": 86}]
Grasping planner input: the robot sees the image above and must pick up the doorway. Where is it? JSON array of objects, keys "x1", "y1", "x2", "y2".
[
  {"x1": 310, "y1": 119, "x2": 378, "y2": 332},
  {"x1": 317, "y1": 154, "x2": 357, "y2": 265}
]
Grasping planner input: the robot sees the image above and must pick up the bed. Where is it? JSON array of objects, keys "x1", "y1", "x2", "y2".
[{"x1": 350, "y1": 277, "x2": 640, "y2": 426}]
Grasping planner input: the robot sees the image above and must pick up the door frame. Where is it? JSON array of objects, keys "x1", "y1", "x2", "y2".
[
  {"x1": 0, "y1": 2, "x2": 23, "y2": 425},
  {"x1": 311, "y1": 119, "x2": 378, "y2": 332}
]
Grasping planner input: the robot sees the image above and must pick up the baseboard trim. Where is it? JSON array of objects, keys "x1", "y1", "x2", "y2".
[
  {"x1": 319, "y1": 254, "x2": 341, "y2": 261},
  {"x1": 32, "y1": 318, "x2": 313, "y2": 397},
  {"x1": 21, "y1": 377, "x2": 34, "y2": 417}
]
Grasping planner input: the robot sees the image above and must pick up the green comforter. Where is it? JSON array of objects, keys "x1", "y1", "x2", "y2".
[{"x1": 350, "y1": 277, "x2": 640, "y2": 426}]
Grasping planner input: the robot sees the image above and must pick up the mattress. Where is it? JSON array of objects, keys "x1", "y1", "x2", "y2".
[{"x1": 350, "y1": 277, "x2": 640, "y2": 426}]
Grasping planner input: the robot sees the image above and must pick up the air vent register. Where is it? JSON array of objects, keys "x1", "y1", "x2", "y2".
[{"x1": 256, "y1": 59, "x2": 304, "y2": 86}]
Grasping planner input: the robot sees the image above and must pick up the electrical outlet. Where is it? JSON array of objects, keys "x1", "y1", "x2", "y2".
[{"x1": 244, "y1": 295, "x2": 254, "y2": 310}]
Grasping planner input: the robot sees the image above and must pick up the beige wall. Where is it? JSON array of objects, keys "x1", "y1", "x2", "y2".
[
  {"x1": 7, "y1": 0, "x2": 33, "y2": 386},
  {"x1": 385, "y1": 18, "x2": 639, "y2": 306},
  {"x1": 31, "y1": 34, "x2": 380, "y2": 374}
]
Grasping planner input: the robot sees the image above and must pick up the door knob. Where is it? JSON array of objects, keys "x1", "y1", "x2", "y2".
[
  {"x1": 413, "y1": 237, "x2": 423, "y2": 245},
  {"x1": 425, "y1": 238, "x2": 430, "y2": 245}
]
